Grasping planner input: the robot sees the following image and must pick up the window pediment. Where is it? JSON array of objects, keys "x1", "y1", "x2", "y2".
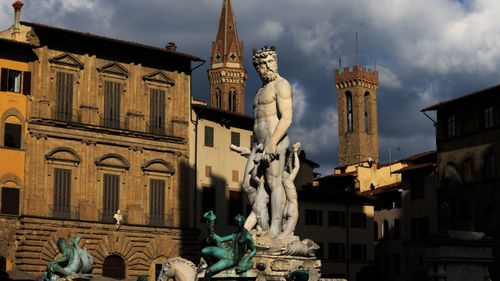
[
  {"x1": 49, "y1": 53, "x2": 84, "y2": 69},
  {"x1": 141, "y1": 159, "x2": 175, "y2": 174},
  {"x1": 143, "y1": 71, "x2": 175, "y2": 86},
  {"x1": 98, "y1": 62, "x2": 128, "y2": 78},
  {"x1": 96, "y1": 154, "x2": 130, "y2": 170},
  {"x1": 46, "y1": 147, "x2": 81, "y2": 164}
]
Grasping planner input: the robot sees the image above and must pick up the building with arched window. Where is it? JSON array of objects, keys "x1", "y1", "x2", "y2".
[{"x1": 0, "y1": 2, "x2": 203, "y2": 280}]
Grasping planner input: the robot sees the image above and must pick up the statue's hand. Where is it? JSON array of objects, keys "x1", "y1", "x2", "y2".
[{"x1": 264, "y1": 143, "x2": 278, "y2": 162}]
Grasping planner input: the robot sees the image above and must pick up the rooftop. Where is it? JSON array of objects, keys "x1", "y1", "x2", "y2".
[
  {"x1": 21, "y1": 21, "x2": 204, "y2": 62},
  {"x1": 422, "y1": 83, "x2": 500, "y2": 111}
]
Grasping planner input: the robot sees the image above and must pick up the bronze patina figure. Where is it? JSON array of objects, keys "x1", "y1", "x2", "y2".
[{"x1": 201, "y1": 211, "x2": 256, "y2": 281}]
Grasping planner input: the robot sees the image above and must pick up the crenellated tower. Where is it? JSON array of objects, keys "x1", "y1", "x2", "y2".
[
  {"x1": 208, "y1": 0, "x2": 247, "y2": 114},
  {"x1": 335, "y1": 64, "x2": 379, "y2": 166}
]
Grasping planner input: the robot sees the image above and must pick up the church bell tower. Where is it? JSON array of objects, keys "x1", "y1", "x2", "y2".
[
  {"x1": 335, "y1": 65, "x2": 379, "y2": 166},
  {"x1": 208, "y1": 0, "x2": 247, "y2": 114}
]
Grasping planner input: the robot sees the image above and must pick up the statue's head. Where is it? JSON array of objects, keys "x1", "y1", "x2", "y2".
[
  {"x1": 234, "y1": 214, "x2": 245, "y2": 228},
  {"x1": 252, "y1": 46, "x2": 278, "y2": 82},
  {"x1": 56, "y1": 238, "x2": 67, "y2": 251}
]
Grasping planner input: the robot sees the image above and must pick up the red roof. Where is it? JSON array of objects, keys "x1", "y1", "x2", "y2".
[{"x1": 392, "y1": 162, "x2": 435, "y2": 173}]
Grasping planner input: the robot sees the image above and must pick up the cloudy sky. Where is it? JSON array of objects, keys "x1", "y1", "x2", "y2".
[{"x1": 2, "y1": 0, "x2": 500, "y2": 175}]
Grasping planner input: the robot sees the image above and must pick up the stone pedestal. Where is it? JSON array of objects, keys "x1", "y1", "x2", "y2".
[{"x1": 425, "y1": 230, "x2": 494, "y2": 281}]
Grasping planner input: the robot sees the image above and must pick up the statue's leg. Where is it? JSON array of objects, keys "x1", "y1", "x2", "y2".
[
  {"x1": 263, "y1": 139, "x2": 288, "y2": 238},
  {"x1": 205, "y1": 259, "x2": 234, "y2": 281},
  {"x1": 244, "y1": 211, "x2": 258, "y2": 230},
  {"x1": 48, "y1": 262, "x2": 71, "y2": 277}
]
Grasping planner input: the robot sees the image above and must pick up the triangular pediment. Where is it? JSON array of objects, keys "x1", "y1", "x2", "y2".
[
  {"x1": 49, "y1": 53, "x2": 84, "y2": 69},
  {"x1": 143, "y1": 71, "x2": 175, "y2": 86},
  {"x1": 95, "y1": 153, "x2": 130, "y2": 170},
  {"x1": 98, "y1": 62, "x2": 128, "y2": 77}
]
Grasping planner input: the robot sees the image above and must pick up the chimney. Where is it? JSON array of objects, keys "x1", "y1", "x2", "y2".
[
  {"x1": 12, "y1": 0, "x2": 24, "y2": 40},
  {"x1": 165, "y1": 42, "x2": 177, "y2": 52}
]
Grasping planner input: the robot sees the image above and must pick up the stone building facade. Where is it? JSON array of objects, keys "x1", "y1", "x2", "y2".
[{"x1": 0, "y1": 3, "x2": 203, "y2": 280}]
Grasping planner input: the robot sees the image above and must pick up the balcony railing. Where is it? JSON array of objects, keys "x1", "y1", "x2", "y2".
[
  {"x1": 49, "y1": 204, "x2": 80, "y2": 220},
  {"x1": 51, "y1": 108, "x2": 80, "y2": 123},
  {"x1": 145, "y1": 213, "x2": 170, "y2": 227},
  {"x1": 98, "y1": 209, "x2": 127, "y2": 224},
  {"x1": 100, "y1": 116, "x2": 123, "y2": 130}
]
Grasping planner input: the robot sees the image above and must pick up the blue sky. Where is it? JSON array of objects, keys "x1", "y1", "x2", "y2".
[{"x1": 2, "y1": 0, "x2": 499, "y2": 175}]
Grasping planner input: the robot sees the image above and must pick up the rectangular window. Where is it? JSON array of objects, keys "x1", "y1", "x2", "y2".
[
  {"x1": 410, "y1": 179, "x2": 425, "y2": 200},
  {"x1": 484, "y1": 106, "x2": 494, "y2": 129},
  {"x1": 204, "y1": 126, "x2": 214, "y2": 147},
  {"x1": 232, "y1": 170, "x2": 239, "y2": 182},
  {"x1": 227, "y1": 190, "x2": 242, "y2": 224},
  {"x1": 4, "y1": 123, "x2": 21, "y2": 149},
  {"x1": 350, "y1": 212, "x2": 367, "y2": 228},
  {"x1": 350, "y1": 244, "x2": 367, "y2": 261},
  {"x1": 104, "y1": 81, "x2": 122, "y2": 129},
  {"x1": 205, "y1": 166, "x2": 212, "y2": 178},
  {"x1": 384, "y1": 254, "x2": 391, "y2": 275},
  {"x1": 0, "y1": 68, "x2": 22, "y2": 93},
  {"x1": 305, "y1": 209, "x2": 323, "y2": 226},
  {"x1": 149, "y1": 179, "x2": 165, "y2": 226},
  {"x1": 53, "y1": 168, "x2": 71, "y2": 219},
  {"x1": 1, "y1": 186, "x2": 19, "y2": 215},
  {"x1": 103, "y1": 174, "x2": 120, "y2": 222},
  {"x1": 484, "y1": 153, "x2": 495, "y2": 179},
  {"x1": 328, "y1": 243, "x2": 345, "y2": 260},
  {"x1": 231, "y1": 131, "x2": 240, "y2": 146},
  {"x1": 394, "y1": 219, "x2": 401, "y2": 238},
  {"x1": 411, "y1": 217, "x2": 429, "y2": 241},
  {"x1": 55, "y1": 72, "x2": 74, "y2": 122},
  {"x1": 328, "y1": 211, "x2": 346, "y2": 227},
  {"x1": 150, "y1": 89, "x2": 166, "y2": 135},
  {"x1": 316, "y1": 242, "x2": 324, "y2": 259},
  {"x1": 202, "y1": 186, "x2": 215, "y2": 214}
]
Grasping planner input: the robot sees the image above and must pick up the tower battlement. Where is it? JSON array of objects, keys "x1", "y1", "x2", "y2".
[{"x1": 335, "y1": 64, "x2": 379, "y2": 90}]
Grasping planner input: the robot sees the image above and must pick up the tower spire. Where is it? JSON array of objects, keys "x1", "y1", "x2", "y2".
[
  {"x1": 211, "y1": 0, "x2": 243, "y2": 68},
  {"x1": 208, "y1": 0, "x2": 247, "y2": 114}
]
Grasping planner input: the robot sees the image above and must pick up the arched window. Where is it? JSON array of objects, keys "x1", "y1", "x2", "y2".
[
  {"x1": 1, "y1": 181, "x2": 19, "y2": 215},
  {"x1": 228, "y1": 89, "x2": 237, "y2": 112},
  {"x1": 214, "y1": 88, "x2": 221, "y2": 108},
  {"x1": 3, "y1": 115, "x2": 22, "y2": 149},
  {"x1": 463, "y1": 157, "x2": 475, "y2": 183},
  {"x1": 364, "y1": 92, "x2": 370, "y2": 133},
  {"x1": 103, "y1": 254, "x2": 126, "y2": 280},
  {"x1": 383, "y1": 220, "x2": 390, "y2": 239},
  {"x1": 346, "y1": 91, "x2": 353, "y2": 132}
]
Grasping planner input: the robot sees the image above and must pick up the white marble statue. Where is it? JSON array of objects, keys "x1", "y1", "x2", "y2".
[
  {"x1": 233, "y1": 46, "x2": 293, "y2": 239},
  {"x1": 113, "y1": 209, "x2": 123, "y2": 230}
]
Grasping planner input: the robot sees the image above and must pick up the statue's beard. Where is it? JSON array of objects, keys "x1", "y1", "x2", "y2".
[{"x1": 259, "y1": 68, "x2": 278, "y2": 83}]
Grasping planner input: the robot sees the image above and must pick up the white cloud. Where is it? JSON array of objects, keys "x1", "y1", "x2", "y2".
[
  {"x1": 257, "y1": 21, "x2": 284, "y2": 41},
  {"x1": 378, "y1": 65, "x2": 402, "y2": 89},
  {"x1": 291, "y1": 82, "x2": 306, "y2": 123},
  {"x1": 289, "y1": 81, "x2": 338, "y2": 155}
]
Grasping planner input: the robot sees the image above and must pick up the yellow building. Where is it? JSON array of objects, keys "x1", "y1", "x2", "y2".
[{"x1": 0, "y1": 37, "x2": 34, "y2": 272}]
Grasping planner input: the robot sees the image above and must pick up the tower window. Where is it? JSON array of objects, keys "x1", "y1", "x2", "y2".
[
  {"x1": 446, "y1": 114, "x2": 458, "y2": 137},
  {"x1": 484, "y1": 153, "x2": 495, "y2": 179},
  {"x1": 484, "y1": 106, "x2": 494, "y2": 129},
  {"x1": 215, "y1": 88, "x2": 222, "y2": 108},
  {"x1": 204, "y1": 126, "x2": 214, "y2": 147},
  {"x1": 229, "y1": 89, "x2": 237, "y2": 112},
  {"x1": 346, "y1": 92, "x2": 353, "y2": 132},
  {"x1": 231, "y1": 131, "x2": 240, "y2": 146},
  {"x1": 364, "y1": 92, "x2": 370, "y2": 132}
]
